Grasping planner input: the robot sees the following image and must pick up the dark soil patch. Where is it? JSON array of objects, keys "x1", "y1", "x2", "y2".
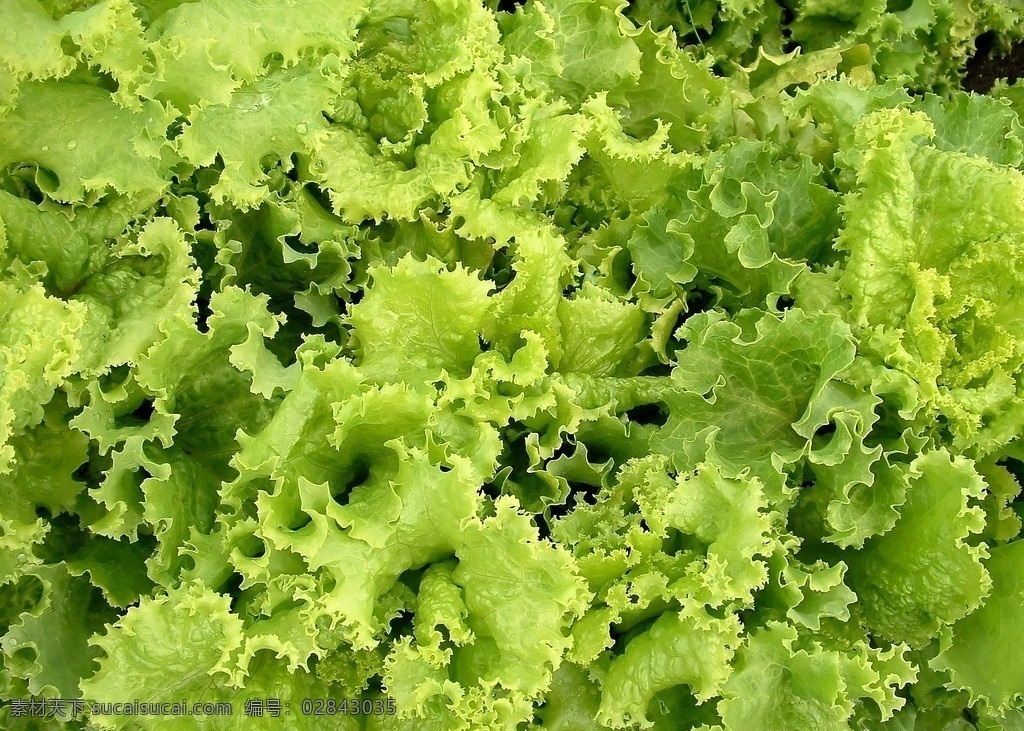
[{"x1": 964, "y1": 33, "x2": 1024, "y2": 93}]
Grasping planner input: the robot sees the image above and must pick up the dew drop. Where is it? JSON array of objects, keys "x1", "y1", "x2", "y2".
[
  {"x1": 295, "y1": 123, "x2": 308, "y2": 135},
  {"x1": 67, "y1": 141, "x2": 77, "y2": 150}
]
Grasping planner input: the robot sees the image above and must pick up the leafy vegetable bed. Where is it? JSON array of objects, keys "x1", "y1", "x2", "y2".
[{"x1": 2, "y1": 0, "x2": 1024, "y2": 729}]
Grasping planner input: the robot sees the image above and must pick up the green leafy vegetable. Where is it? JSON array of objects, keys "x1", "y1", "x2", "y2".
[{"x1": 2, "y1": 0, "x2": 1024, "y2": 729}]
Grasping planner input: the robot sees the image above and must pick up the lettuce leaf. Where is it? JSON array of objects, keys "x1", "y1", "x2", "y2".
[{"x1": 2, "y1": 0, "x2": 1023, "y2": 728}]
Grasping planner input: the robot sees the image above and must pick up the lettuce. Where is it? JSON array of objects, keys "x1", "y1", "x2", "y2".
[{"x1": 2, "y1": 0, "x2": 1024, "y2": 729}]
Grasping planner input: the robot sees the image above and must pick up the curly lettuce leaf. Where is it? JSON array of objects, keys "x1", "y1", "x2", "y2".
[
  {"x1": 79, "y1": 582, "x2": 243, "y2": 718},
  {"x1": 655, "y1": 307, "x2": 856, "y2": 482},
  {"x1": 71, "y1": 216, "x2": 200, "y2": 373},
  {"x1": 0, "y1": 190, "x2": 144, "y2": 297},
  {"x1": 1, "y1": 563, "x2": 115, "y2": 698},
  {"x1": 596, "y1": 604, "x2": 740, "y2": 729},
  {"x1": 0, "y1": 81, "x2": 171, "y2": 204},
  {"x1": 0, "y1": 279, "x2": 86, "y2": 473},
  {"x1": 0, "y1": 0, "x2": 145, "y2": 93},
  {"x1": 932, "y1": 539, "x2": 1024, "y2": 714},
  {"x1": 837, "y1": 107, "x2": 1024, "y2": 454},
  {"x1": 177, "y1": 65, "x2": 345, "y2": 209},
  {"x1": 138, "y1": 0, "x2": 364, "y2": 110},
  {"x1": 843, "y1": 449, "x2": 990, "y2": 648},
  {"x1": 718, "y1": 621, "x2": 916, "y2": 731},
  {"x1": 349, "y1": 255, "x2": 493, "y2": 384},
  {"x1": 500, "y1": 0, "x2": 642, "y2": 106}
]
